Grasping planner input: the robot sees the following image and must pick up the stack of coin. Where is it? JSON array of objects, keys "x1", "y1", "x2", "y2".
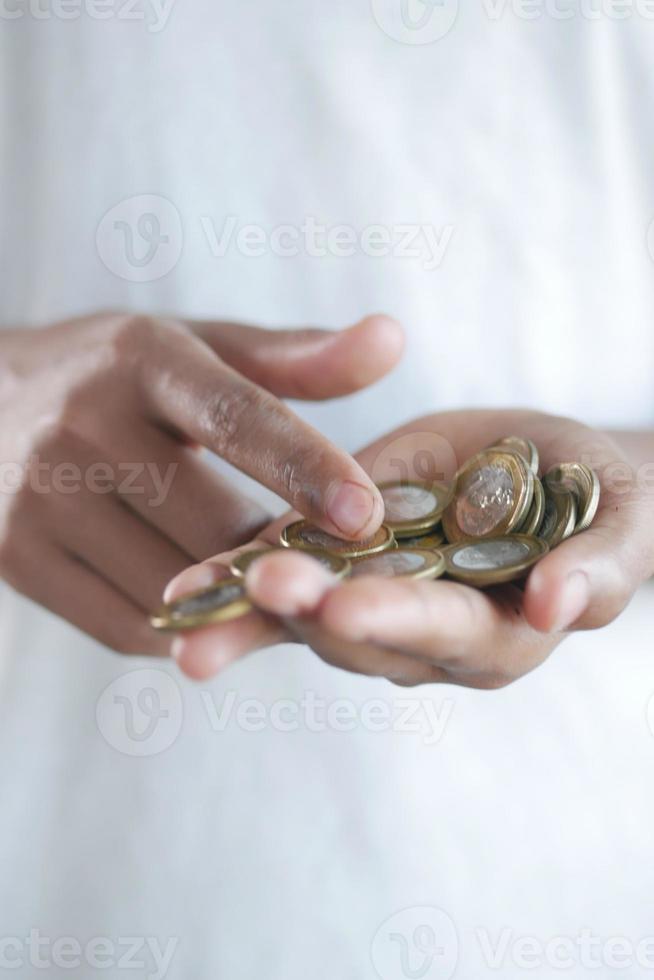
[
  {"x1": 150, "y1": 437, "x2": 600, "y2": 631},
  {"x1": 439, "y1": 439, "x2": 599, "y2": 586}
]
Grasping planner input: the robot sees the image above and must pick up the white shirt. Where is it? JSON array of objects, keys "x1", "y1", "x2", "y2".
[{"x1": 1, "y1": 5, "x2": 653, "y2": 978}]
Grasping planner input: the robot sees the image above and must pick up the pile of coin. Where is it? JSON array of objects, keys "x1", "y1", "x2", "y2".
[{"x1": 151, "y1": 436, "x2": 600, "y2": 631}]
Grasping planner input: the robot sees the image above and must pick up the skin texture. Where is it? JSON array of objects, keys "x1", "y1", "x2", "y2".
[
  {"x1": 167, "y1": 409, "x2": 654, "y2": 689},
  {"x1": 0, "y1": 312, "x2": 404, "y2": 654}
]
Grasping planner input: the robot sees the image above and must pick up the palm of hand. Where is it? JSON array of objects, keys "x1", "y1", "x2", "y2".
[{"x1": 166, "y1": 409, "x2": 651, "y2": 688}]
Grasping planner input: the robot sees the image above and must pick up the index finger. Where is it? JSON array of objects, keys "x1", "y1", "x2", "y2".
[{"x1": 141, "y1": 326, "x2": 384, "y2": 539}]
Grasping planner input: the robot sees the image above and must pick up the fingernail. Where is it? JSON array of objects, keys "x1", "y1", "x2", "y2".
[
  {"x1": 171, "y1": 636, "x2": 186, "y2": 660},
  {"x1": 327, "y1": 481, "x2": 376, "y2": 538},
  {"x1": 164, "y1": 563, "x2": 220, "y2": 603},
  {"x1": 552, "y1": 571, "x2": 590, "y2": 632}
]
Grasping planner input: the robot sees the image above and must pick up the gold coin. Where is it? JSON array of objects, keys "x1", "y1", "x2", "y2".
[
  {"x1": 538, "y1": 487, "x2": 577, "y2": 547},
  {"x1": 544, "y1": 463, "x2": 600, "y2": 533},
  {"x1": 376, "y1": 480, "x2": 452, "y2": 537},
  {"x1": 280, "y1": 520, "x2": 395, "y2": 559},
  {"x1": 398, "y1": 527, "x2": 446, "y2": 550},
  {"x1": 442, "y1": 449, "x2": 534, "y2": 543},
  {"x1": 489, "y1": 436, "x2": 540, "y2": 474},
  {"x1": 349, "y1": 548, "x2": 446, "y2": 580},
  {"x1": 442, "y1": 534, "x2": 548, "y2": 588},
  {"x1": 231, "y1": 547, "x2": 351, "y2": 580},
  {"x1": 518, "y1": 477, "x2": 545, "y2": 537},
  {"x1": 150, "y1": 577, "x2": 252, "y2": 632}
]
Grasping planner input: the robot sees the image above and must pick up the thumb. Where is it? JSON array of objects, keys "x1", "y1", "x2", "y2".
[
  {"x1": 186, "y1": 314, "x2": 405, "y2": 399},
  {"x1": 523, "y1": 492, "x2": 652, "y2": 633}
]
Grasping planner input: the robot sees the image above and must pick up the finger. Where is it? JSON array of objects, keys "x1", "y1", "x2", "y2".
[
  {"x1": 524, "y1": 494, "x2": 653, "y2": 632},
  {"x1": 244, "y1": 551, "x2": 452, "y2": 684},
  {"x1": 55, "y1": 492, "x2": 192, "y2": 612},
  {"x1": 316, "y1": 577, "x2": 556, "y2": 687},
  {"x1": 143, "y1": 327, "x2": 385, "y2": 540},
  {"x1": 244, "y1": 550, "x2": 342, "y2": 617},
  {"x1": 10, "y1": 542, "x2": 169, "y2": 656},
  {"x1": 286, "y1": 616, "x2": 446, "y2": 686},
  {"x1": 187, "y1": 314, "x2": 405, "y2": 400},
  {"x1": 164, "y1": 558, "x2": 288, "y2": 680}
]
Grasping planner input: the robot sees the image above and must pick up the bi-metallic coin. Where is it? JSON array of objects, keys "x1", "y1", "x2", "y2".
[
  {"x1": 349, "y1": 548, "x2": 446, "y2": 580},
  {"x1": 150, "y1": 577, "x2": 252, "y2": 632},
  {"x1": 518, "y1": 477, "x2": 546, "y2": 537},
  {"x1": 442, "y1": 534, "x2": 549, "y2": 588},
  {"x1": 377, "y1": 480, "x2": 451, "y2": 538},
  {"x1": 280, "y1": 520, "x2": 395, "y2": 559},
  {"x1": 231, "y1": 547, "x2": 351, "y2": 580},
  {"x1": 489, "y1": 435, "x2": 540, "y2": 475},
  {"x1": 544, "y1": 463, "x2": 600, "y2": 533},
  {"x1": 538, "y1": 487, "x2": 577, "y2": 547},
  {"x1": 442, "y1": 449, "x2": 534, "y2": 543}
]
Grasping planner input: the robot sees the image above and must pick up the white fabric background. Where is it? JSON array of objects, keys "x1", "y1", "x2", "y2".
[{"x1": 0, "y1": 3, "x2": 654, "y2": 978}]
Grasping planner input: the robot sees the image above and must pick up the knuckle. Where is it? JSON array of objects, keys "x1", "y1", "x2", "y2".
[
  {"x1": 104, "y1": 314, "x2": 163, "y2": 369},
  {"x1": 277, "y1": 446, "x2": 326, "y2": 502},
  {"x1": 30, "y1": 402, "x2": 92, "y2": 462},
  {"x1": 202, "y1": 385, "x2": 272, "y2": 458},
  {"x1": 113, "y1": 313, "x2": 159, "y2": 347}
]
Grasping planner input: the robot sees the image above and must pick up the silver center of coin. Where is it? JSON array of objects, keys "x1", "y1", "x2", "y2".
[
  {"x1": 452, "y1": 539, "x2": 530, "y2": 571},
  {"x1": 297, "y1": 528, "x2": 343, "y2": 549},
  {"x1": 351, "y1": 551, "x2": 426, "y2": 577},
  {"x1": 456, "y1": 464, "x2": 514, "y2": 536},
  {"x1": 171, "y1": 583, "x2": 244, "y2": 617},
  {"x1": 381, "y1": 485, "x2": 438, "y2": 522}
]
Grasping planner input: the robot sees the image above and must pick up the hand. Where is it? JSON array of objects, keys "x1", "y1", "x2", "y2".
[
  {"x1": 166, "y1": 408, "x2": 654, "y2": 688},
  {"x1": 0, "y1": 312, "x2": 403, "y2": 654}
]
